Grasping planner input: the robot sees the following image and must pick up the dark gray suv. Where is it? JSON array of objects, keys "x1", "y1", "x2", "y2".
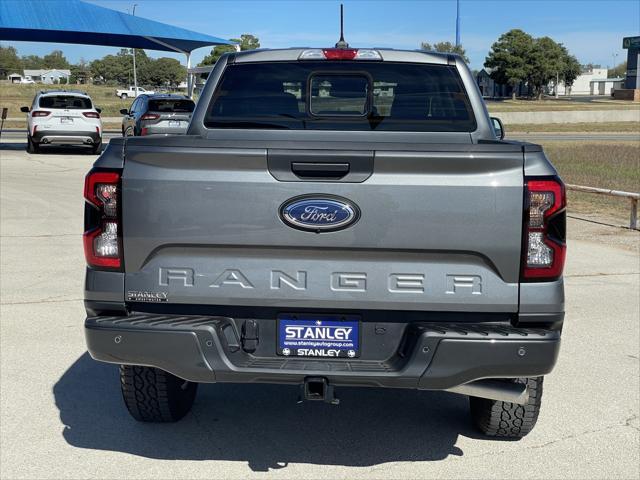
[{"x1": 120, "y1": 94, "x2": 195, "y2": 136}]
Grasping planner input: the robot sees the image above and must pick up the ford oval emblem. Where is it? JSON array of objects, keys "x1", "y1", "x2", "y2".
[{"x1": 280, "y1": 195, "x2": 360, "y2": 232}]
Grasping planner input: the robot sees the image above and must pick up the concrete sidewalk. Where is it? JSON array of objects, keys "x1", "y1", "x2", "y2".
[{"x1": 0, "y1": 148, "x2": 638, "y2": 479}]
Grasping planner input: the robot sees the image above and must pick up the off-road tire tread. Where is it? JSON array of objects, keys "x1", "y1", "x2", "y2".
[
  {"x1": 469, "y1": 377, "x2": 543, "y2": 438},
  {"x1": 119, "y1": 365, "x2": 197, "y2": 422}
]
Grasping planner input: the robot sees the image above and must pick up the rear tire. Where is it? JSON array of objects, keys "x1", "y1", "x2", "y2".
[
  {"x1": 120, "y1": 365, "x2": 197, "y2": 422},
  {"x1": 26, "y1": 135, "x2": 39, "y2": 154},
  {"x1": 90, "y1": 141, "x2": 102, "y2": 155},
  {"x1": 469, "y1": 377, "x2": 543, "y2": 438}
]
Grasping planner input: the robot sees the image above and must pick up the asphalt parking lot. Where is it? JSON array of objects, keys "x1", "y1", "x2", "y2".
[{"x1": 1, "y1": 142, "x2": 638, "y2": 479}]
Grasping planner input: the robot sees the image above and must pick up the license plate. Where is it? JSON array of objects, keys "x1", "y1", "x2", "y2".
[
  {"x1": 169, "y1": 120, "x2": 180, "y2": 127},
  {"x1": 60, "y1": 117, "x2": 73, "y2": 124},
  {"x1": 277, "y1": 315, "x2": 360, "y2": 358}
]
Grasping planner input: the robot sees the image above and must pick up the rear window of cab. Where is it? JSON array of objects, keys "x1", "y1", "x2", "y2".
[
  {"x1": 205, "y1": 61, "x2": 476, "y2": 132},
  {"x1": 148, "y1": 99, "x2": 195, "y2": 113},
  {"x1": 39, "y1": 95, "x2": 92, "y2": 110}
]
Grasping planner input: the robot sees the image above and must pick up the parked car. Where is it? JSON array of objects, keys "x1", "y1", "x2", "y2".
[
  {"x1": 21, "y1": 90, "x2": 102, "y2": 154},
  {"x1": 20, "y1": 78, "x2": 35, "y2": 84},
  {"x1": 84, "y1": 47, "x2": 566, "y2": 437},
  {"x1": 115, "y1": 86, "x2": 155, "y2": 99},
  {"x1": 120, "y1": 94, "x2": 195, "y2": 136}
]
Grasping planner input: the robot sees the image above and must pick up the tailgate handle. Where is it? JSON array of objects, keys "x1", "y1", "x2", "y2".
[{"x1": 291, "y1": 162, "x2": 350, "y2": 179}]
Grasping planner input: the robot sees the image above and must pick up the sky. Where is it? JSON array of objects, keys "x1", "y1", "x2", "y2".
[{"x1": 3, "y1": 0, "x2": 639, "y2": 70}]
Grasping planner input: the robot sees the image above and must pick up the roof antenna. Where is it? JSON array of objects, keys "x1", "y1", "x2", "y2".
[{"x1": 335, "y1": 4, "x2": 349, "y2": 48}]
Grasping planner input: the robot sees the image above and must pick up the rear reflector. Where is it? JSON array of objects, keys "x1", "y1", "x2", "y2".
[
  {"x1": 31, "y1": 110, "x2": 51, "y2": 117},
  {"x1": 83, "y1": 169, "x2": 122, "y2": 270},
  {"x1": 140, "y1": 127, "x2": 148, "y2": 136},
  {"x1": 522, "y1": 177, "x2": 566, "y2": 281},
  {"x1": 83, "y1": 111, "x2": 100, "y2": 118},
  {"x1": 299, "y1": 48, "x2": 382, "y2": 61}
]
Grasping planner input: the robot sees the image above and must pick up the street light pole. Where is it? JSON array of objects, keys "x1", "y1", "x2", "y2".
[
  {"x1": 132, "y1": 4, "x2": 138, "y2": 96},
  {"x1": 612, "y1": 53, "x2": 618, "y2": 76},
  {"x1": 455, "y1": 0, "x2": 460, "y2": 47}
]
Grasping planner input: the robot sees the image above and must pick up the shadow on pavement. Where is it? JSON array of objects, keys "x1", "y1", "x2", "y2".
[
  {"x1": 0, "y1": 142, "x2": 28, "y2": 151},
  {"x1": 54, "y1": 353, "x2": 476, "y2": 471},
  {"x1": 0, "y1": 142, "x2": 101, "y2": 155}
]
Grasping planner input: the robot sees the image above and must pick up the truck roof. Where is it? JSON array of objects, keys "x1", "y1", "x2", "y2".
[
  {"x1": 227, "y1": 47, "x2": 455, "y2": 65},
  {"x1": 39, "y1": 89, "x2": 89, "y2": 97}
]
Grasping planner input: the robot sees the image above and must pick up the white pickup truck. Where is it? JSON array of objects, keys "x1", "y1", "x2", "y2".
[{"x1": 115, "y1": 86, "x2": 155, "y2": 99}]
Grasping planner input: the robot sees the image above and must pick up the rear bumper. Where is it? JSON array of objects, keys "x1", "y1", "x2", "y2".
[
  {"x1": 33, "y1": 130, "x2": 101, "y2": 145},
  {"x1": 85, "y1": 314, "x2": 561, "y2": 389}
]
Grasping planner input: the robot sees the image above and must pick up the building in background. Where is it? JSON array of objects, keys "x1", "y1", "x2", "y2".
[
  {"x1": 23, "y1": 69, "x2": 71, "y2": 84},
  {"x1": 7, "y1": 73, "x2": 23, "y2": 83},
  {"x1": 556, "y1": 67, "x2": 608, "y2": 95},
  {"x1": 590, "y1": 77, "x2": 625, "y2": 95},
  {"x1": 476, "y1": 68, "x2": 527, "y2": 98}
]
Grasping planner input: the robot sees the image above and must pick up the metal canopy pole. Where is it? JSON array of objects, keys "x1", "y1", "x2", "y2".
[
  {"x1": 186, "y1": 52, "x2": 192, "y2": 98},
  {"x1": 132, "y1": 4, "x2": 138, "y2": 96}
]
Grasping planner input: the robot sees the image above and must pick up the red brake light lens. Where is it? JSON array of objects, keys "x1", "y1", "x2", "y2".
[
  {"x1": 31, "y1": 110, "x2": 51, "y2": 117},
  {"x1": 322, "y1": 48, "x2": 358, "y2": 60},
  {"x1": 141, "y1": 113, "x2": 160, "y2": 121},
  {"x1": 83, "y1": 111, "x2": 100, "y2": 118},
  {"x1": 522, "y1": 177, "x2": 566, "y2": 281},
  {"x1": 83, "y1": 170, "x2": 122, "y2": 269}
]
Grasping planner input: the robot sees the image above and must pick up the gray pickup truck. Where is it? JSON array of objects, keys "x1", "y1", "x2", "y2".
[{"x1": 83, "y1": 47, "x2": 566, "y2": 438}]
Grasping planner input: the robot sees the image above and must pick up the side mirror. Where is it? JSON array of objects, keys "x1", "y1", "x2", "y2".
[
  {"x1": 119, "y1": 108, "x2": 128, "y2": 115},
  {"x1": 96, "y1": 108, "x2": 102, "y2": 114},
  {"x1": 491, "y1": 117, "x2": 505, "y2": 140},
  {"x1": 20, "y1": 106, "x2": 30, "y2": 113}
]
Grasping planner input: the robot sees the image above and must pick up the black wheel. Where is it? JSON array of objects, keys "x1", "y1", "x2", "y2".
[
  {"x1": 120, "y1": 365, "x2": 198, "y2": 422},
  {"x1": 120, "y1": 93, "x2": 128, "y2": 99},
  {"x1": 26, "y1": 135, "x2": 39, "y2": 154},
  {"x1": 90, "y1": 141, "x2": 102, "y2": 155},
  {"x1": 469, "y1": 377, "x2": 543, "y2": 438}
]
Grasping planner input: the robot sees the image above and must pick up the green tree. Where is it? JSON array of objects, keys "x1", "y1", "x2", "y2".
[
  {"x1": 561, "y1": 52, "x2": 582, "y2": 93},
  {"x1": 70, "y1": 58, "x2": 91, "y2": 84},
  {"x1": 21, "y1": 54, "x2": 45, "y2": 70},
  {"x1": 200, "y1": 34, "x2": 260, "y2": 66},
  {"x1": 91, "y1": 49, "x2": 151, "y2": 85},
  {"x1": 608, "y1": 61, "x2": 627, "y2": 78},
  {"x1": 420, "y1": 41, "x2": 470, "y2": 63},
  {"x1": 484, "y1": 29, "x2": 535, "y2": 100},
  {"x1": 145, "y1": 57, "x2": 186, "y2": 87},
  {"x1": 0, "y1": 46, "x2": 22, "y2": 79},
  {"x1": 528, "y1": 36, "x2": 566, "y2": 99},
  {"x1": 42, "y1": 50, "x2": 70, "y2": 69}
]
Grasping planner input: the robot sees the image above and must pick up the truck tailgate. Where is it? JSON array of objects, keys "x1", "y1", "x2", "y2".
[{"x1": 122, "y1": 142, "x2": 523, "y2": 312}]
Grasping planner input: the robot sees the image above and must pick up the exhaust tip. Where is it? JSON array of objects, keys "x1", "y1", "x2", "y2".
[{"x1": 447, "y1": 379, "x2": 529, "y2": 404}]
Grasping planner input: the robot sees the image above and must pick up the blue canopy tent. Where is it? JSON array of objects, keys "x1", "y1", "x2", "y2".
[{"x1": 0, "y1": 0, "x2": 234, "y2": 95}]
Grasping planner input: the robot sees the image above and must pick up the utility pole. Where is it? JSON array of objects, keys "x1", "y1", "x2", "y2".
[
  {"x1": 132, "y1": 4, "x2": 138, "y2": 96},
  {"x1": 555, "y1": 71, "x2": 559, "y2": 98},
  {"x1": 612, "y1": 52, "x2": 619, "y2": 76},
  {"x1": 455, "y1": 0, "x2": 460, "y2": 47}
]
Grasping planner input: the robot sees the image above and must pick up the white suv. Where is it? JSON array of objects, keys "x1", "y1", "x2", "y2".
[{"x1": 21, "y1": 90, "x2": 102, "y2": 154}]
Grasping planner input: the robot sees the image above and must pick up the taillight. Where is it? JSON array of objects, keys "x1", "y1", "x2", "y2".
[
  {"x1": 522, "y1": 177, "x2": 566, "y2": 281},
  {"x1": 299, "y1": 48, "x2": 382, "y2": 60},
  {"x1": 31, "y1": 110, "x2": 51, "y2": 117},
  {"x1": 83, "y1": 169, "x2": 122, "y2": 269},
  {"x1": 83, "y1": 111, "x2": 100, "y2": 118},
  {"x1": 140, "y1": 113, "x2": 160, "y2": 121}
]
